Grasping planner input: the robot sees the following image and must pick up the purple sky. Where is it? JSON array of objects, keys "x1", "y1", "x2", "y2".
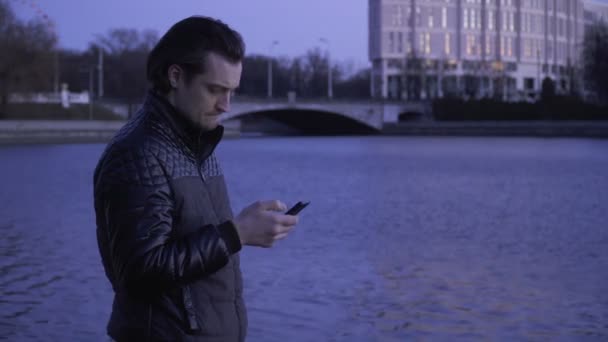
[
  {"x1": 10, "y1": 0, "x2": 608, "y2": 72},
  {"x1": 11, "y1": 0, "x2": 370, "y2": 71}
]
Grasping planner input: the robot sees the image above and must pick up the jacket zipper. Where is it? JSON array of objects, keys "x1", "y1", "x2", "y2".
[
  {"x1": 197, "y1": 164, "x2": 206, "y2": 183},
  {"x1": 183, "y1": 133, "x2": 205, "y2": 333},
  {"x1": 197, "y1": 159, "x2": 243, "y2": 340},
  {"x1": 196, "y1": 131, "x2": 242, "y2": 340},
  {"x1": 182, "y1": 285, "x2": 200, "y2": 332}
]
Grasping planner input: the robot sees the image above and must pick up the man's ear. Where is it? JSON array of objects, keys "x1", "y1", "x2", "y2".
[{"x1": 167, "y1": 64, "x2": 182, "y2": 89}]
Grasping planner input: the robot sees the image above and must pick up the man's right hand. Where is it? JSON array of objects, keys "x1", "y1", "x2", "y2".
[{"x1": 233, "y1": 200, "x2": 299, "y2": 248}]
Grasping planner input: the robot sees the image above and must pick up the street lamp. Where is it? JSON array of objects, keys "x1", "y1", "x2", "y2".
[
  {"x1": 536, "y1": 48, "x2": 541, "y2": 96},
  {"x1": 79, "y1": 65, "x2": 95, "y2": 120},
  {"x1": 267, "y1": 40, "x2": 279, "y2": 98},
  {"x1": 98, "y1": 46, "x2": 104, "y2": 98},
  {"x1": 319, "y1": 38, "x2": 333, "y2": 99},
  {"x1": 53, "y1": 49, "x2": 59, "y2": 94}
]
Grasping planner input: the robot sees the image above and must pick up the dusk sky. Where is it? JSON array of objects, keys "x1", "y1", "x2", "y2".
[
  {"x1": 11, "y1": 0, "x2": 370, "y2": 70},
  {"x1": 10, "y1": 0, "x2": 608, "y2": 72}
]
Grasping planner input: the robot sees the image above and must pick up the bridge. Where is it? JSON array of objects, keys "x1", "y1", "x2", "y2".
[{"x1": 220, "y1": 97, "x2": 432, "y2": 135}]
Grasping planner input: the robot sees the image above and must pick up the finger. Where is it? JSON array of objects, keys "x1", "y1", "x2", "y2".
[
  {"x1": 271, "y1": 223, "x2": 294, "y2": 236},
  {"x1": 273, "y1": 232, "x2": 290, "y2": 241},
  {"x1": 257, "y1": 200, "x2": 286, "y2": 212},
  {"x1": 275, "y1": 213, "x2": 298, "y2": 226},
  {"x1": 276, "y1": 224, "x2": 293, "y2": 234}
]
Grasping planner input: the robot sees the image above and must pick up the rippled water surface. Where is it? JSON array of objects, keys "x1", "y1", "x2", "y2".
[{"x1": 1, "y1": 136, "x2": 607, "y2": 341}]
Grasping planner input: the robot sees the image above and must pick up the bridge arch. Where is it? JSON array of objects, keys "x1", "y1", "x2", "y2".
[
  {"x1": 398, "y1": 111, "x2": 425, "y2": 122},
  {"x1": 222, "y1": 108, "x2": 380, "y2": 135},
  {"x1": 219, "y1": 99, "x2": 432, "y2": 133}
]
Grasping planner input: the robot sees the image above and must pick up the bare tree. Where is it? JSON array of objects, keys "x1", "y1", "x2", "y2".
[
  {"x1": 239, "y1": 55, "x2": 268, "y2": 97},
  {"x1": 334, "y1": 68, "x2": 370, "y2": 99},
  {"x1": 92, "y1": 28, "x2": 159, "y2": 116},
  {"x1": 582, "y1": 21, "x2": 608, "y2": 105},
  {"x1": 0, "y1": 0, "x2": 56, "y2": 116}
]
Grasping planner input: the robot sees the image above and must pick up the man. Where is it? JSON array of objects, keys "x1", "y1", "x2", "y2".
[{"x1": 93, "y1": 16, "x2": 299, "y2": 341}]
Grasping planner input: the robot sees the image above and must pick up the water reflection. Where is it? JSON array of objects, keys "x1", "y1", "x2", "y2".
[{"x1": 1, "y1": 137, "x2": 607, "y2": 341}]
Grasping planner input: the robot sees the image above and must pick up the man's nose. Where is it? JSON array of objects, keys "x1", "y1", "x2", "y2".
[{"x1": 216, "y1": 93, "x2": 231, "y2": 113}]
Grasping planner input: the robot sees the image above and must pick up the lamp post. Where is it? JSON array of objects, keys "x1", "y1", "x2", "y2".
[
  {"x1": 319, "y1": 38, "x2": 333, "y2": 99},
  {"x1": 98, "y1": 46, "x2": 104, "y2": 98},
  {"x1": 536, "y1": 48, "x2": 541, "y2": 96},
  {"x1": 79, "y1": 65, "x2": 95, "y2": 120},
  {"x1": 53, "y1": 50, "x2": 59, "y2": 94},
  {"x1": 267, "y1": 40, "x2": 279, "y2": 98}
]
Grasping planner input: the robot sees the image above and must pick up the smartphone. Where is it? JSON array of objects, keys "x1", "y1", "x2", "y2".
[{"x1": 285, "y1": 201, "x2": 310, "y2": 215}]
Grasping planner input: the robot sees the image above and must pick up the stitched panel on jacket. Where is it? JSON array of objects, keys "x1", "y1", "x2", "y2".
[{"x1": 202, "y1": 154, "x2": 223, "y2": 178}]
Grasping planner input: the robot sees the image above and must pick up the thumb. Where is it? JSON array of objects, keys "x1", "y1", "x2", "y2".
[{"x1": 257, "y1": 200, "x2": 286, "y2": 212}]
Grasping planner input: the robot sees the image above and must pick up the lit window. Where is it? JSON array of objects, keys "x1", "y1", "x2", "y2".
[
  {"x1": 442, "y1": 7, "x2": 447, "y2": 28},
  {"x1": 445, "y1": 33, "x2": 451, "y2": 54},
  {"x1": 393, "y1": 5, "x2": 404, "y2": 26},
  {"x1": 420, "y1": 33, "x2": 425, "y2": 53},
  {"x1": 489, "y1": 11, "x2": 494, "y2": 30},
  {"x1": 472, "y1": 9, "x2": 476, "y2": 29},
  {"x1": 464, "y1": 9, "x2": 469, "y2": 29},
  {"x1": 466, "y1": 34, "x2": 475, "y2": 55},
  {"x1": 486, "y1": 35, "x2": 491, "y2": 54},
  {"x1": 429, "y1": 12, "x2": 434, "y2": 28},
  {"x1": 425, "y1": 33, "x2": 431, "y2": 54}
]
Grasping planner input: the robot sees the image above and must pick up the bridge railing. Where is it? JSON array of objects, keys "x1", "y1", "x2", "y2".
[{"x1": 232, "y1": 95, "x2": 425, "y2": 105}]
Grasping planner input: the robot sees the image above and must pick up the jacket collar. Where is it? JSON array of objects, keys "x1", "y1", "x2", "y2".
[{"x1": 144, "y1": 90, "x2": 224, "y2": 161}]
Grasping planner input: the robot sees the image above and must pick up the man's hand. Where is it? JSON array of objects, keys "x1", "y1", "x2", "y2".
[{"x1": 233, "y1": 200, "x2": 299, "y2": 248}]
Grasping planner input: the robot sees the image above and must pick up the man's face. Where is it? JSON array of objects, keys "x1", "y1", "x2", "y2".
[{"x1": 168, "y1": 52, "x2": 242, "y2": 131}]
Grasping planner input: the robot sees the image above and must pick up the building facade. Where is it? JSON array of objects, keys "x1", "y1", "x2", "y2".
[{"x1": 369, "y1": 0, "x2": 607, "y2": 100}]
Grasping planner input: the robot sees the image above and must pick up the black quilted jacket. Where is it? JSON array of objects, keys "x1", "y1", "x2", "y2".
[{"x1": 93, "y1": 91, "x2": 247, "y2": 342}]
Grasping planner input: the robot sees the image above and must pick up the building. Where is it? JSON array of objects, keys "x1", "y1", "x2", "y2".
[
  {"x1": 369, "y1": 0, "x2": 608, "y2": 101},
  {"x1": 583, "y1": 0, "x2": 608, "y2": 28}
]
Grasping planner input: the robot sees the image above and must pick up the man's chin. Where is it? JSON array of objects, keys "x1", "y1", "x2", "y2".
[{"x1": 199, "y1": 117, "x2": 220, "y2": 131}]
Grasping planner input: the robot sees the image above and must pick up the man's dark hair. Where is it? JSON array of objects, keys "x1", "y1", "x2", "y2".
[{"x1": 147, "y1": 16, "x2": 245, "y2": 94}]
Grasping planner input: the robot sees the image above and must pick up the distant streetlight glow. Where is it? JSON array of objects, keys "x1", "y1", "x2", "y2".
[
  {"x1": 267, "y1": 40, "x2": 279, "y2": 98},
  {"x1": 319, "y1": 38, "x2": 333, "y2": 99}
]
